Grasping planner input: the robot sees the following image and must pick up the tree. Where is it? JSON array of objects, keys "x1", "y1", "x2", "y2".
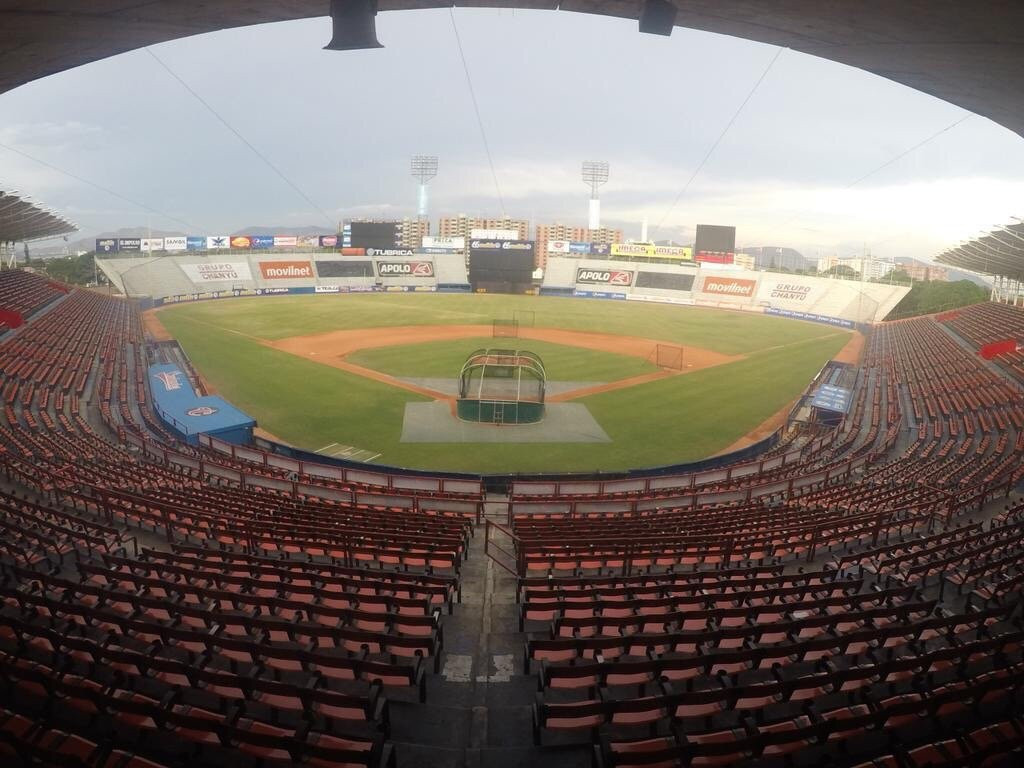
[
  {"x1": 40, "y1": 252, "x2": 97, "y2": 286},
  {"x1": 886, "y1": 279, "x2": 989, "y2": 320}
]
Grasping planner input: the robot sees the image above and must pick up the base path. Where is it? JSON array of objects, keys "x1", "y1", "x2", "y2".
[{"x1": 268, "y1": 324, "x2": 740, "y2": 402}]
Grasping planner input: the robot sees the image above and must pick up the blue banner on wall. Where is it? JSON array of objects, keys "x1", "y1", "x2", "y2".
[
  {"x1": 764, "y1": 307, "x2": 854, "y2": 329},
  {"x1": 251, "y1": 235, "x2": 275, "y2": 249},
  {"x1": 95, "y1": 238, "x2": 118, "y2": 253},
  {"x1": 186, "y1": 236, "x2": 206, "y2": 250},
  {"x1": 117, "y1": 238, "x2": 141, "y2": 252},
  {"x1": 568, "y1": 241, "x2": 591, "y2": 254}
]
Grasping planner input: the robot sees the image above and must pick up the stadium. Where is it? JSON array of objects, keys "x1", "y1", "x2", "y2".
[{"x1": 1, "y1": 4, "x2": 1024, "y2": 768}]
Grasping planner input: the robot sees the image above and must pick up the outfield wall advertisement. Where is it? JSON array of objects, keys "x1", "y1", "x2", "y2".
[
  {"x1": 181, "y1": 262, "x2": 253, "y2": 283},
  {"x1": 259, "y1": 261, "x2": 314, "y2": 280}
]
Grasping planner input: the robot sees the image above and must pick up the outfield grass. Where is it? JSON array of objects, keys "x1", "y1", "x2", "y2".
[
  {"x1": 157, "y1": 294, "x2": 851, "y2": 473},
  {"x1": 346, "y1": 337, "x2": 657, "y2": 381},
  {"x1": 158, "y1": 293, "x2": 838, "y2": 355}
]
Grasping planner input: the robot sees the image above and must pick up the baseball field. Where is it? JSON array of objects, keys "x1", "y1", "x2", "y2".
[{"x1": 153, "y1": 293, "x2": 857, "y2": 473}]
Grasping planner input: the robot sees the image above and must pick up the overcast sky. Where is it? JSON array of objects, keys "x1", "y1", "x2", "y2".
[{"x1": 2, "y1": 7, "x2": 1024, "y2": 261}]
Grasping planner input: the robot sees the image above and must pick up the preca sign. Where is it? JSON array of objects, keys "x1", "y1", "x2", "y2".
[
  {"x1": 259, "y1": 260, "x2": 314, "y2": 279},
  {"x1": 376, "y1": 260, "x2": 435, "y2": 277},
  {"x1": 576, "y1": 268, "x2": 634, "y2": 286},
  {"x1": 702, "y1": 276, "x2": 757, "y2": 298}
]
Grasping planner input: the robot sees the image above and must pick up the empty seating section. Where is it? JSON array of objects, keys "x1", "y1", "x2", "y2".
[
  {"x1": 0, "y1": 269, "x2": 65, "y2": 328},
  {"x1": 0, "y1": 284, "x2": 482, "y2": 766},
  {"x1": 504, "y1": 314, "x2": 1024, "y2": 765},
  {"x1": 0, "y1": 275, "x2": 1022, "y2": 766},
  {"x1": 941, "y1": 301, "x2": 1024, "y2": 383}
]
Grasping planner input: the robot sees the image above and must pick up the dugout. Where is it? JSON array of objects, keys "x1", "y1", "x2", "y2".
[
  {"x1": 149, "y1": 364, "x2": 255, "y2": 445},
  {"x1": 457, "y1": 348, "x2": 546, "y2": 425}
]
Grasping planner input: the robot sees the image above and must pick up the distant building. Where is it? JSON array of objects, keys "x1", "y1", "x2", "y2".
[
  {"x1": 437, "y1": 215, "x2": 529, "y2": 242},
  {"x1": 896, "y1": 258, "x2": 949, "y2": 282},
  {"x1": 399, "y1": 218, "x2": 430, "y2": 250},
  {"x1": 733, "y1": 253, "x2": 756, "y2": 270},
  {"x1": 739, "y1": 246, "x2": 811, "y2": 272},
  {"x1": 817, "y1": 256, "x2": 894, "y2": 281}
]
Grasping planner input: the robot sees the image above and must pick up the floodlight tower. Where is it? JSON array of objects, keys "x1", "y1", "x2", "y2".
[
  {"x1": 582, "y1": 161, "x2": 609, "y2": 230},
  {"x1": 411, "y1": 155, "x2": 439, "y2": 220}
]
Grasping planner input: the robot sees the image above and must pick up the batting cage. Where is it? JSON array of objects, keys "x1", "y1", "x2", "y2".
[
  {"x1": 649, "y1": 343, "x2": 684, "y2": 371},
  {"x1": 492, "y1": 318, "x2": 519, "y2": 338},
  {"x1": 457, "y1": 348, "x2": 546, "y2": 424}
]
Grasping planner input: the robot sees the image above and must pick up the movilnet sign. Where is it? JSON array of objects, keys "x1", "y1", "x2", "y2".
[
  {"x1": 259, "y1": 261, "x2": 314, "y2": 279},
  {"x1": 702, "y1": 276, "x2": 757, "y2": 298},
  {"x1": 376, "y1": 261, "x2": 434, "y2": 277},
  {"x1": 576, "y1": 268, "x2": 634, "y2": 286},
  {"x1": 181, "y1": 262, "x2": 253, "y2": 283}
]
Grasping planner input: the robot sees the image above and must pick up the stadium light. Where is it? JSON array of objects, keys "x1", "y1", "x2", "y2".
[
  {"x1": 582, "y1": 161, "x2": 610, "y2": 230},
  {"x1": 324, "y1": 0, "x2": 383, "y2": 51},
  {"x1": 411, "y1": 155, "x2": 439, "y2": 219}
]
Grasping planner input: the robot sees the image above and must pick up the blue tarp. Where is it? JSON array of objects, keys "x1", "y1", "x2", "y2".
[
  {"x1": 810, "y1": 383, "x2": 852, "y2": 414},
  {"x1": 149, "y1": 364, "x2": 255, "y2": 444}
]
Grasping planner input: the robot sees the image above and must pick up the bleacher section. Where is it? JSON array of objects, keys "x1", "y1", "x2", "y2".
[
  {"x1": 941, "y1": 301, "x2": 1024, "y2": 383},
  {"x1": 0, "y1": 269, "x2": 66, "y2": 329},
  {"x1": 0, "y1": 276, "x2": 1022, "y2": 766}
]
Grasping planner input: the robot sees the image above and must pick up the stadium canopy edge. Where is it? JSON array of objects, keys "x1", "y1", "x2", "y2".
[{"x1": 0, "y1": 2, "x2": 1022, "y2": 138}]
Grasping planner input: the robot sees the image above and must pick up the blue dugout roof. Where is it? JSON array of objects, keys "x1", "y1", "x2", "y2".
[{"x1": 149, "y1": 364, "x2": 254, "y2": 437}]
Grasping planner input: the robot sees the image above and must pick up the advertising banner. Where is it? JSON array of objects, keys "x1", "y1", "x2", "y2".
[
  {"x1": 319, "y1": 235, "x2": 338, "y2": 248},
  {"x1": 95, "y1": 238, "x2": 118, "y2": 254},
  {"x1": 422, "y1": 236, "x2": 465, "y2": 250},
  {"x1": 653, "y1": 245, "x2": 693, "y2": 260},
  {"x1": 470, "y1": 228, "x2": 518, "y2": 240},
  {"x1": 164, "y1": 236, "x2": 187, "y2": 252},
  {"x1": 230, "y1": 236, "x2": 252, "y2": 249},
  {"x1": 259, "y1": 260, "x2": 314, "y2": 280},
  {"x1": 315, "y1": 260, "x2": 374, "y2": 278},
  {"x1": 207, "y1": 236, "x2": 230, "y2": 250},
  {"x1": 140, "y1": 238, "x2": 164, "y2": 252},
  {"x1": 274, "y1": 236, "x2": 298, "y2": 248},
  {"x1": 696, "y1": 251, "x2": 735, "y2": 265},
  {"x1": 186, "y1": 236, "x2": 206, "y2": 251},
  {"x1": 568, "y1": 241, "x2": 592, "y2": 255},
  {"x1": 701, "y1": 276, "x2": 757, "y2": 298},
  {"x1": 575, "y1": 268, "x2": 634, "y2": 287},
  {"x1": 182, "y1": 262, "x2": 253, "y2": 283},
  {"x1": 315, "y1": 285, "x2": 342, "y2": 293},
  {"x1": 547, "y1": 240, "x2": 571, "y2": 254},
  {"x1": 573, "y1": 290, "x2": 628, "y2": 300},
  {"x1": 366, "y1": 247, "x2": 414, "y2": 257},
  {"x1": 118, "y1": 238, "x2": 141, "y2": 252},
  {"x1": 757, "y1": 278, "x2": 822, "y2": 305},
  {"x1": 376, "y1": 260, "x2": 435, "y2": 278},
  {"x1": 590, "y1": 243, "x2": 610, "y2": 256},
  {"x1": 611, "y1": 243, "x2": 655, "y2": 258},
  {"x1": 340, "y1": 247, "x2": 366, "y2": 256},
  {"x1": 764, "y1": 306, "x2": 854, "y2": 329},
  {"x1": 295, "y1": 235, "x2": 318, "y2": 248},
  {"x1": 251, "y1": 235, "x2": 275, "y2": 249}
]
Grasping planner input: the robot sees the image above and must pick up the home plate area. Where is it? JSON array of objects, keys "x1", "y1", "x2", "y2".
[{"x1": 400, "y1": 402, "x2": 611, "y2": 443}]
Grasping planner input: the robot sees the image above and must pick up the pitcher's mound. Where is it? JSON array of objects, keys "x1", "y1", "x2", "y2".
[{"x1": 400, "y1": 402, "x2": 611, "y2": 444}]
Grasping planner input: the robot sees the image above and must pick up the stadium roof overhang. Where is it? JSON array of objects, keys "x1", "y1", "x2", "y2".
[
  {"x1": 0, "y1": 190, "x2": 77, "y2": 243},
  {"x1": 1, "y1": 2, "x2": 1024, "y2": 136},
  {"x1": 936, "y1": 223, "x2": 1024, "y2": 283}
]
